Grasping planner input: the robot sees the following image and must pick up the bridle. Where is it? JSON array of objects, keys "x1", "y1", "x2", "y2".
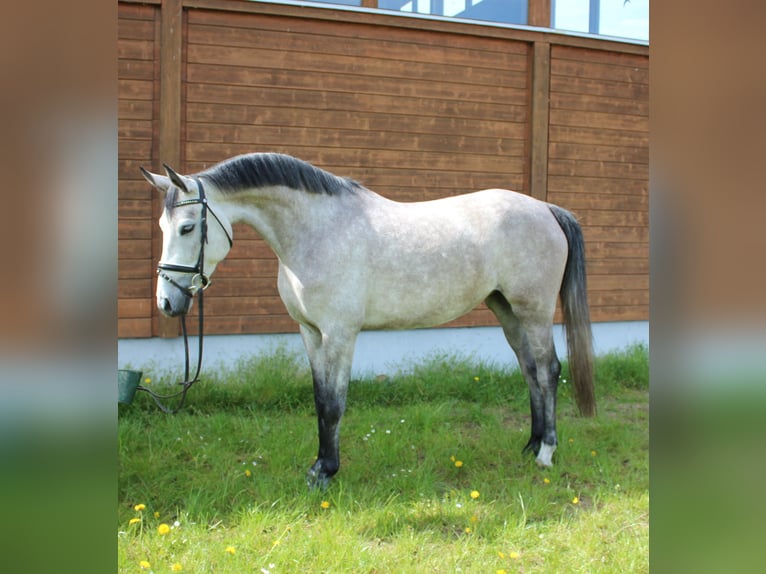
[{"x1": 137, "y1": 176, "x2": 233, "y2": 413}]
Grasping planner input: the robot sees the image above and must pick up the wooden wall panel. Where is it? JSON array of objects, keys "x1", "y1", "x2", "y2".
[
  {"x1": 182, "y1": 8, "x2": 530, "y2": 335},
  {"x1": 117, "y1": 0, "x2": 649, "y2": 339},
  {"x1": 547, "y1": 45, "x2": 649, "y2": 323},
  {"x1": 118, "y1": 3, "x2": 158, "y2": 338}
]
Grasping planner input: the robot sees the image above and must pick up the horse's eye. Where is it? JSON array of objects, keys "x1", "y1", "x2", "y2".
[{"x1": 180, "y1": 223, "x2": 195, "y2": 236}]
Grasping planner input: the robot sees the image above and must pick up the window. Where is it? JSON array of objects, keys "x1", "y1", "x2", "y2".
[
  {"x1": 379, "y1": 0, "x2": 528, "y2": 26},
  {"x1": 552, "y1": 0, "x2": 649, "y2": 41}
]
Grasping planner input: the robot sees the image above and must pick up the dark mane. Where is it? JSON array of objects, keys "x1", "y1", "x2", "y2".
[{"x1": 198, "y1": 153, "x2": 363, "y2": 196}]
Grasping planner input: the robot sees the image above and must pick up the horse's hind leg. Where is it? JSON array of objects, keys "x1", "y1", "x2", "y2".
[
  {"x1": 485, "y1": 292, "x2": 561, "y2": 467},
  {"x1": 300, "y1": 324, "x2": 357, "y2": 489}
]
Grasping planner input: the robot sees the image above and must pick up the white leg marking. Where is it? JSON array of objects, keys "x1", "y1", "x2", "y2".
[{"x1": 536, "y1": 442, "x2": 557, "y2": 467}]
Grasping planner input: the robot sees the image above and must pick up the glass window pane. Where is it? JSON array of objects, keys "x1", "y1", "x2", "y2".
[
  {"x1": 300, "y1": 0, "x2": 363, "y2": 6},
  {"x1": 379, "y1": 0, "x2": 528, "y2": 26},
  {"x1": 599, "y1": 0, "x2": 649, "y2": 41},
  {"x1": 552, "y1": 0, "x2": 590, "y2": 34},
  {"x1": 553, "y1": 0, "x2": 649, "y2": 41}
]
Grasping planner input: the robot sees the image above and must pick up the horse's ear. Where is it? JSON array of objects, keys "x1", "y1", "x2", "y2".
[
  {"x1": 163, "y1": 163, "x2": 192, "y2": 194},
  {"x1": 140, "y1": 166, "x2": 171, "y2": 192}
]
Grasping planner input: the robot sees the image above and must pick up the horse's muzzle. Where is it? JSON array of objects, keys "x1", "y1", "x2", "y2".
[{"x1": 158, "y1": 293, "x2": 193, "y2": 317}]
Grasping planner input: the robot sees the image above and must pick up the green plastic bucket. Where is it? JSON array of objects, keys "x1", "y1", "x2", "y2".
[{"x1": 118, "y1": 369, "x2": 143, "y2": 405}]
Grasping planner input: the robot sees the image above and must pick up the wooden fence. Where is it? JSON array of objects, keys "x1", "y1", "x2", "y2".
[{"x1": 118, "y1": 0, "x2": 648, "y2": 338}]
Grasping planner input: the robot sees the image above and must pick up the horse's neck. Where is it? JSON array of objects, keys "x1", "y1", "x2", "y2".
[{"x1": 220, "y1": 185, "x2": 352, "y2": 259}]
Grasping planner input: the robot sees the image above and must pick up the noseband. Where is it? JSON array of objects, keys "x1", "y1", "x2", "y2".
[{"x1": 138, "y1": 177, "x2": 233, "y2": 413}]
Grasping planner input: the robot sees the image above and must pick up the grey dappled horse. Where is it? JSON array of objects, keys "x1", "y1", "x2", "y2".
[{"x1": 141, "y1": 153, "x2": 595, "y2": 488}]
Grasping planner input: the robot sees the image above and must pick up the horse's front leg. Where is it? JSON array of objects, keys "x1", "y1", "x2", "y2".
[{"x1": 300, "y1": 325, "x2": 357, "y2": 489}]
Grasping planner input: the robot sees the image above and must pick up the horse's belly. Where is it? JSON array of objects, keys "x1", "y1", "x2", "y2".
[{"x1": 361, "y1": 282, "x2": 489, "y2": 330}]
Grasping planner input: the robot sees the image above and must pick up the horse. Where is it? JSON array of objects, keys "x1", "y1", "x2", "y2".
[{"x1": 140, "y1": 152, "x2": 595, "y2": 488}]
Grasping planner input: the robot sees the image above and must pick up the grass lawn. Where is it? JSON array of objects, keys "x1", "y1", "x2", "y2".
[{"x1": 118, "y1": 345, "x2": 648, "y2": 573}]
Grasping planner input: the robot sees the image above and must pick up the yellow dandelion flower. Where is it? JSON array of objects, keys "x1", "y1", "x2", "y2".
[
  {"x1": 572, "y1": 496, "x2": 580, "y2": 505},
  {"x1": 497, "y1": 551, "x2": 506, "y2": 559},
  {"x1": 509, "y1": 551, "x2": 520, "y2": 559},
  {"x1": 450, "y1": 455, "x2": 456, "y2": 462},
  {"x1": 470, "y1": 490, "x2": 480, "y2": 499},
  {"x1": 139, "y1": 560, "x2": 151, "y2": 569},
  {"x1": 158, "y1": 523, "x2": 171, "y2": 535},
  {"x1": 154, "y1": 511, "x2": 160, "y2": 519},
  {"x1": 134, "y1": 503, "x2": 146, "y2": 512},
  {"x1": 272, "y1": 539, "x2": 281, "y2": 547},
  {"x1": 473, "y1": 376, "x2": 480, "y2": 382},
  {"x1": 464, "y1": 527, "x2": 472, "y2": 534},
  {"x1": 225, "y1": 546, "x2": 236, "y2": 555},
  {"x1": 245, "y1": 469, "x2": 252, "y2": 477},
  {"x1": 144, "y1": 377, "x2": 152, "y2": 385},
  {"x1": 496, "y1": 570, "x2": 507, "y2": 574},
  {"x1": 591, "y1": 450, "x2": 597, "y2": 457},
  {"x1": 128, "y1": 518, "x2": 141, "y2": 526},
  {"x1": 543, "y1": 477, "x2": 551, "y2": 484},
  {"x1": 171, "y1": 563, "x2": 183, "y2": 572},
  {"x1": 470, "y1": 515, "x2": 478, "y2": 523},
  {"x1": 320, "y1": 500, "x2": 330, "y2": 509},
  {"x1": 568, "y1": 438, "x2": 574, "y2": 444},
  {"x1": 454, "y1": 460, "x2": 463, "y2": 468}
]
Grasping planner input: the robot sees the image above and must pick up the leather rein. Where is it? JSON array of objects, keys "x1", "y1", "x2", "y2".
[{"x1": 137, "y1": 177, "x2": 233, "y2": 413}]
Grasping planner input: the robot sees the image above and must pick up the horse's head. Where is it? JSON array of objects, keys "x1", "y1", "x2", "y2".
[{"x1": 140, "y1": 165, "x2": 233, "y2": 317}]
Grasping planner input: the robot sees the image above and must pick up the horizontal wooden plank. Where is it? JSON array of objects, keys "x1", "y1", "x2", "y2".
[
  {"x1": 550, "y1": 91, "x2": 648, "y2": 117},
  {"x1": 186, "y1": 123, "x2": 527, "y2": 158},
  {"x1": 117, "y1": 38, "x2": 155, "y2": 61},
  {"x1": 551, "y1": 45, "x2": 648, "y2": 69},
  {"x1": 548, "y1": 191, "x2": 648, "y2": 212},
  {"x1": 186, "y1": 144, "x2": 528, "y2": 176},
  {"x1": 186, "y1": 103, "x2": 525, "y2": 139},
  {"x1": 118, "y1": 318, "x2": 153, "y2": 339},
  {"x1": 119, "y1": 198, "x2": 153, "y2": 219},
  {"x1": 186, "y1": 8, "x2": 531, "y2": 56},
  {"x1": 119, "y1": 118, "x2": 153, "y2": 140},
  {"x1": 588, "y1": 274, "x2": 648, "y2": 291},
  {"x1": 119, "y1": 138, "x2": 152, "y2": 160},
  {"x1": 119, "y1": 99, "x2": 153, "y2": 121},
  {"x1": 118, "y1": 3, "x2": 157, "y2": 20},
  {"x1": 118, "y1": 278, "x2": 152, "y2": 299},
  {"x1": 589, "y1": 305, "x2": 647, "y2": 323},
  {"x1": 576, "y1": 209, "x2": 648, "y2": 228},
  {"x1": 550, "y1": 74, "x2": 648, "y2": 101},
  {"x1": 186, "y1": 62, "x2": 525, "y2": 106},
  {"x1": 119, "y1": 219, "x2": 153, "y2": 240},
  {"x1": 118, "y1": 78, "x2": 154, "y2": 101},
  {"x1": 549, "y1": 109, "x2": 648, "y2": 133},
  {"x1": 188, "y1": 22, "x2": 530, "y2": 73},
  {"x1": 118, "y1": 59, "x2": 155, "y2": 81},
  {"x1": 584, "y1": 241, "x2": 648, "y2": 260},
  {"x1": 118, "y1": 16, "x2": 155, "y2": 40},
  {"x1": 551, "y1": 57, "x2": 648, "y2": 85},
  {"x1": 118, "y1": 298, "x2": 153, "y2": 319},
  {"x1": 119, "y1": 258, "x2": 153, "y2": 279},
  {"x1": 582, "y1": 226, "x2": 648, "y2": 243},
  {"x1": 548, "y1": 175, "x2": 647, "y2": 196},
  {"x1": 186, "y1": 44, "x2": 528, "y2": 91},
  {"x1": 548, "y1": 158, "x2": 648, "y2": 180},
  {"x1": 186, "y1": 83, "x2": 526, "y2": 123},
  {"x1": 549, "y1": 141, "x2": 648, "y2": 164},
  {"x1": 119, "y1": 178, "x2": 153, "y2": 199},
  {"x1": 119, "y1": 238, "x2": 152, "y2": 259},
  {"x1": 549, "y1": 125, "x2": 648, "y2": 148}
]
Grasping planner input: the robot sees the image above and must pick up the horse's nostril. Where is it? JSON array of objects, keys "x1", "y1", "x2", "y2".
[{"x1": 161, "y1": 298, "x2": 172, "y2": 313}]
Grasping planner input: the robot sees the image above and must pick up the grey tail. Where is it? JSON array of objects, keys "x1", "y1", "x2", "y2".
[{"x1": 549, "y1": 205, "x2": 596, "y2": 417}]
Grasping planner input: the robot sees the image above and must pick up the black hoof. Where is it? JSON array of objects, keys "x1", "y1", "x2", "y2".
[
  {"x1": 522, "y1": 436, "x2": 542, "y2": 456},
  {"x1": 306, "y1": 458, "x2": 338, "y2": 490}
]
